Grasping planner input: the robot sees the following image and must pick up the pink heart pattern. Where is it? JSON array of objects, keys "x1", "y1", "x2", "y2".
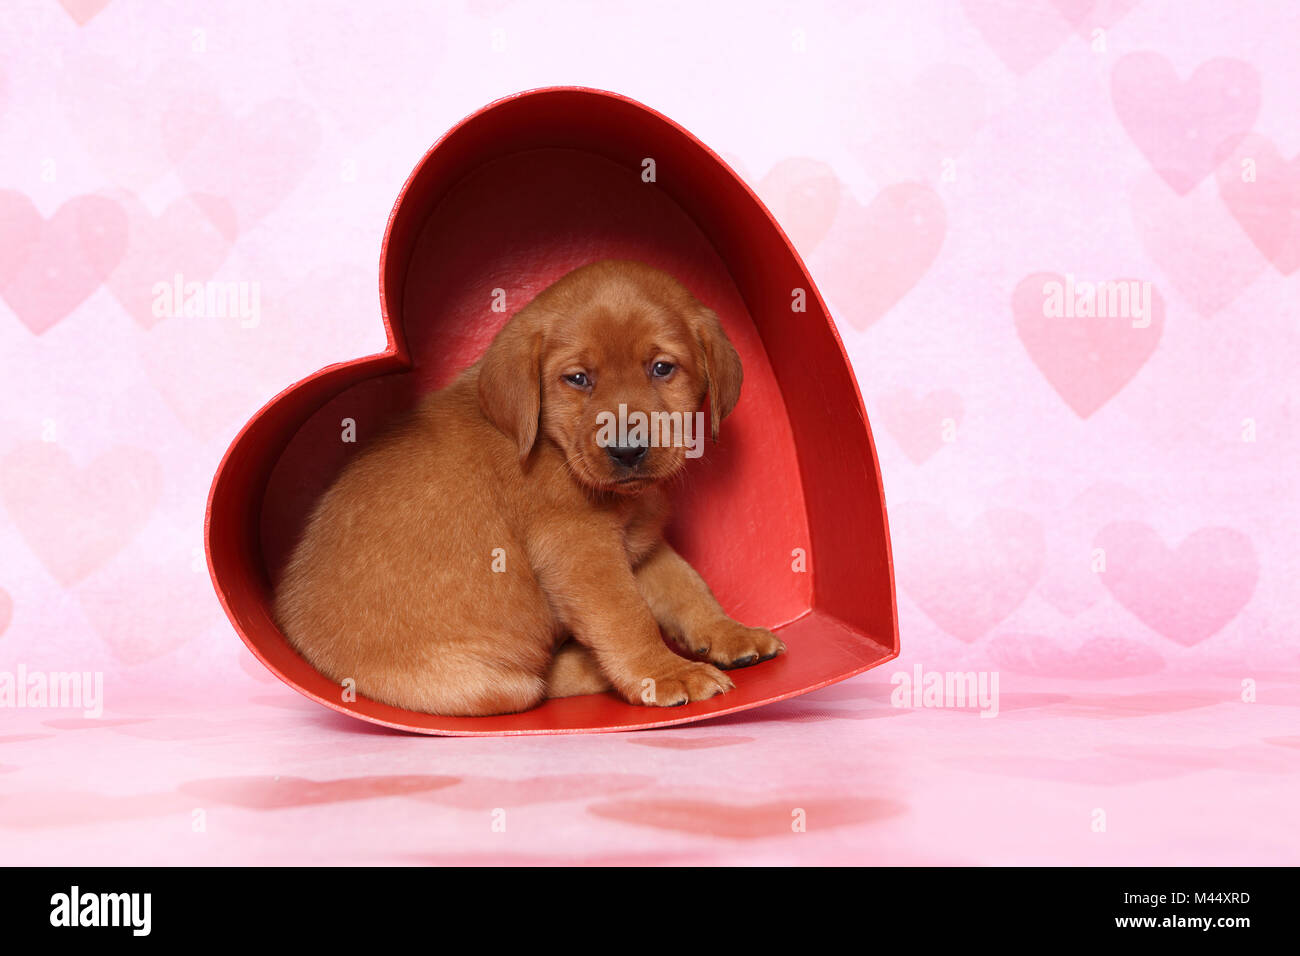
[
  {"x1": 754, "y1": 158, "x2": 842, "y2": 256},
  {"x1": 1130, "y1": 172, "x2": 1267, "y2": 315},
  {"x1": 163, "y1": 96, "x2": 322, "y2": 236},
  {"x1": 178, "y1": 775, "x2": 459, "y2": 809},
  {"x1": 56, "y1": 0, "x2": 112, "y2": 26},
  {"x1": 1217, "y1": 133, "x2": 1300, "y2": 275},
  {"x1": 893, "y1": 504, "x2": 1046, "y2": 642},
  {"x1": 1112, "y1": 53, "x2": 1260, "y2": 195},
  {"x1": 1013, "y1": 272, "x2": 1164, "y2": 418},
  {"x1": 102, "y1": 191, "x2": 236, "y2": 329},
  {"x1": 0, "y1": 443, "x2": 161, "y2": 586},
  {"x1": 814, "y1": 183, "x2": 946, "y2": 330},
  {"x1": 877, "y1": 387, "x2": 964, "y2": 464},
  {"x1": 962, "y1": 0, "x2": 1138, "y2": 75},
  {"x1": 588, "y1": 795, "x2": 905, "y2": 840},
  {"x1": 1095, "y1": 522, "x2": 1258, "y2": 646},
  {"x1": 0, "y1": 192, "x2": 127, "y2": 334},
  {"x1": 56, "y1": 56, "x2": 215, "y2": 190},
  {"x1": 1, "y1": 2, "x2": 1297, "y2": 869},
  {"x1": 988, "y1": 479, "x2": 1149, "y2": 618}
]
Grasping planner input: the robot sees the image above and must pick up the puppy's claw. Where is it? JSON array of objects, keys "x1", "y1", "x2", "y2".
[
  {"x1": 690, "y1": 621, "x2": 785, "y2": 671},
  {"x1": 634, "y1": 659, "x2": 733, "y2": 707},
  {"x1": 720, "y1": 653, "x2": 758, "y2": 670}
]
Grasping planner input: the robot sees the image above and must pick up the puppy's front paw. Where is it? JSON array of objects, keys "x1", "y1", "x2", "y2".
[
  {"x1": 689, "y1": 620, "x2": 786, "y2": 670},
  {"x1": 631, "y1": 658, "x2": 734, "y2": 707}
]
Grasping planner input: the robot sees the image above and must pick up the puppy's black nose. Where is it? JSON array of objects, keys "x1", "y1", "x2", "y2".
[{"x1": 606, "y1": 444, "x2": 648, "y2": 468}]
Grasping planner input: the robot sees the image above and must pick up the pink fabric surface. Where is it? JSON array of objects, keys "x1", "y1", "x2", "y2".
[
  {"x1": 1, "y1": 0, "x2": 1298, "y2": 864},
  {"x1": 2, "y1": 672, "x2": 1298, "y2": 865}
]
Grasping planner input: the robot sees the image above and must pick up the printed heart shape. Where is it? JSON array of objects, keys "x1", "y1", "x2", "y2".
[
  {"x1": 78, "y1": 551, "x2": 219, "y2": 664},
  {"x1": 102, "y1": 191, "x2": 236, "y2": 329},
  {"x1": 1013, "y1": 271, "x2": 1164, "y2": 418},
  {"x1": 587, "y1": 795, "x2": 904, "y2": 840},
  {"x1": 206, "y1": 89, "x2": 898, "y2": 735},
  {"x1": 1130, "y1": 172, "x2": 1266, "y2": 316},
  {"x1": 989, "y1": 479, "x2": 1148, "y2": 617},
  {"x1": 961, "y1": 0, "x2": 1077, "y2": 75},
  {"x1": 57, "y1": 0, "x2": 112, "y2": 26},
  {"x1": 178, "y1": 775, "x2": 459, "y2": 809},
  {"x1": 961, "y1": 0, "x2": 1136, "y2": 74},
  {"x1": 813, "y1": 183, "x2": 946, "y2": 330},
  {"x1": 876, "y1": 387, "x2": 963, "y2": 464},
  {"x1": 0, "y1": 192, "x2": 127, "y2": 335},
  {"x1": 1217, "y1": 133, "x2": 1300, "y2": 276},
  {"x1": 163, "y1": 96, "x2": 322, "y2": 237},
  {"x1": 141, "y1": 312, "x2": 272, "y2": 442},
  {"x1": 1111, "y1": 53, "x2": 1259, "y2": 196},
  {"x1": 1050, "y1": 0, "x2": 1140, "y2": 35},
  {"x1": 891, "y1": 503, "x2": 1045, "y2": 642},
  {"x1": 754, "y1": 158, "x2": 841, "y2": 256},
  {"x1": 1094, "y1": 522, "x2": 1258, "y2": 646},
  {"x1": 0, "y1": 442, "x2": 161, "y2": 586},
  {"x1": 141, "y1": 265, "x2": 367, "y2": 441},
  {"x1": 57, "y1": 56, "x2": 214, "y2": 190}
]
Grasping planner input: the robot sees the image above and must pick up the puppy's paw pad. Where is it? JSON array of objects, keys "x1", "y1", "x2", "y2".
[{"x1": 694, "y1": 622, "x2": 785, "y2": 670}]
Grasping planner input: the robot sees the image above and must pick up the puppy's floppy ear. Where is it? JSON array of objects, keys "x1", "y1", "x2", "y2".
[
  {"x1": 693, "y1": 307, "x2": 743, "y2": 442},
  {"x1": 478, "y1": 314, "x2": 542, "y2": 459}
]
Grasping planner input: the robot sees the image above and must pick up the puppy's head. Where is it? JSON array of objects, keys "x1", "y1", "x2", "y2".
[{"x1": 478, "y1": 260, "x2": 742, "y2": 494}]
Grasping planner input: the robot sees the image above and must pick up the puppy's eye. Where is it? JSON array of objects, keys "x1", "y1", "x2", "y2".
[
  {"x1": 650, "y1": 361, "x2": 675, "y2": 379},
  {"x1": 563, "y1": 372, "x2": 591, "y2": 389}
]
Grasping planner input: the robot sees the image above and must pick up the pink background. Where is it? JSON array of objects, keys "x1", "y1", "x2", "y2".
[{"x1": 1, "y1": 0, "x2": 1297, "y2": 864}]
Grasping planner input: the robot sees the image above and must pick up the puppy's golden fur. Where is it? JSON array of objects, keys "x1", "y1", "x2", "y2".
[{"x1": 274, "y1": 260, "x2": 784, "y2": 716}]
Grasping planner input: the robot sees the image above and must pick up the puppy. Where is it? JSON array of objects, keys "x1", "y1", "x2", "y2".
[{"x1": 274, "y1": 259, "x2": 784, "y2": 716}]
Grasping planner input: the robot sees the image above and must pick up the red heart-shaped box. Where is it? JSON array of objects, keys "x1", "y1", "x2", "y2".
[{"x1": 206, "y1": 88, "x2": 898, "y2": 735}]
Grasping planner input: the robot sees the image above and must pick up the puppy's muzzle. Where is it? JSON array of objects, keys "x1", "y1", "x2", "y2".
[{"x1": 606, "y1": 444, "x2": 649, "y2": 469}]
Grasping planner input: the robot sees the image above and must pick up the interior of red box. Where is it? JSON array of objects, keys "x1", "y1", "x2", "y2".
[{"x1": 206, "y1": 90, "x2": 898, "y2": 734}]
